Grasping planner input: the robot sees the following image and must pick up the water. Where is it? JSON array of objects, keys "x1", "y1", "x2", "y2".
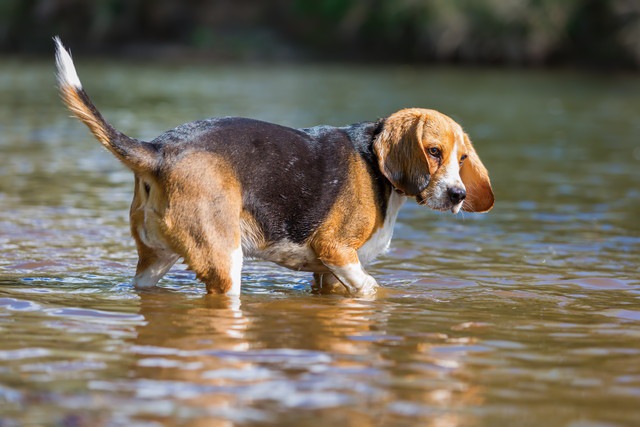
[{"x1": 1, "y1": 58, "x2": 639, "y2": 426}]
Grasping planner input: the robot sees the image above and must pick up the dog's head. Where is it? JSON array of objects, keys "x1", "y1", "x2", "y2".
[{"x1": 373, "y1": 108, "x2": 494, "y2": 213}]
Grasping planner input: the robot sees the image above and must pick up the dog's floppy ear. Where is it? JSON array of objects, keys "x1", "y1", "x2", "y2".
[
  {"x1": 373, "y1": 112, "x2": 430, "y2": 196},
  {"x1": 461, "y1": 133, "x2": 494, "y2": 212}
]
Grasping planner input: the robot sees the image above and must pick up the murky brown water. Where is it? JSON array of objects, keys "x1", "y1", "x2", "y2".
[{"x1": 1, "y1": 59, "x2": 639, "y2": 426}]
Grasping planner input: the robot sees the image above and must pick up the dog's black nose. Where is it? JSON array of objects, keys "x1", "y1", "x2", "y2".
[{"x1": 448, "y1": 187, "x2": 466, "y2": 204}]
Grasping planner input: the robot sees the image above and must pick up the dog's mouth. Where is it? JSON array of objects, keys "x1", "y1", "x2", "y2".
[{"x1": 416, "y1": 193, "x2": 463, "y2": 214}]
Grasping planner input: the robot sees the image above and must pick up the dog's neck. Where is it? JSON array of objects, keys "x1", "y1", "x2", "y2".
[{"x1": 341, "y1": 119, "x2": 395, "y2": 212}]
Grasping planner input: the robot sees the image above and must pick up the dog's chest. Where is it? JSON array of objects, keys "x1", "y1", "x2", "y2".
[{"x1": 357, "y1": 191, "x2": 405, "y2": 264}]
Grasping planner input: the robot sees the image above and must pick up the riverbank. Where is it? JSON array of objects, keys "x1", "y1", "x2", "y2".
[{"x1": 1, "y1": 0, "x2": 639, "y2": 70}]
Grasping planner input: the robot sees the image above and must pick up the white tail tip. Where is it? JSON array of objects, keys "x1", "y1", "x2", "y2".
[{"x1": 54, "y1": 36, "x2": 82, "y2": 89}]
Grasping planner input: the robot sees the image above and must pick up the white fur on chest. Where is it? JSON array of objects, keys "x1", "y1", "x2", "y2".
[{"x1": 357, "y1": 191, "x2": 405, "y2": 264}]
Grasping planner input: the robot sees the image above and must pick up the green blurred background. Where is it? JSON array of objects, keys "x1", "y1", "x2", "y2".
[{"x1": 1, "y1": 0, "x2": 639, "y2": 69}]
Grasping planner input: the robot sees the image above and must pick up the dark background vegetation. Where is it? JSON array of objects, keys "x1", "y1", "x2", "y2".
[{"x1": 1, "y1": 0, "x2": 639, "y2": 68}]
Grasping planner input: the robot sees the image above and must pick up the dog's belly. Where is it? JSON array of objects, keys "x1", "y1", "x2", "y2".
[{"x1": 243, "y1": 240, "x2": 327, "y2": 272}]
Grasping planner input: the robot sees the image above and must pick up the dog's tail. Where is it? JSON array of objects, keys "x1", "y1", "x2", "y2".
[{"x1": 54, "y1": 36, "x2": 157, "y2": 173}]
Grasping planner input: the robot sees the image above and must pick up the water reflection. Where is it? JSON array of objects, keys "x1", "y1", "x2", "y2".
[
  {"x1": 128, "y1": 293, "x2": 382, "y2": 424},
  {"x1": 114, "y1": 290, "x2": 494, "y2": 426},
  {"x1": 1, "y1": 273, "x2": 639, "y2": 425}
]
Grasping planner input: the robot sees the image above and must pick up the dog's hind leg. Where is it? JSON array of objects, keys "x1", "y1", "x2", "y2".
[
  {"x1": 162, "y1": 164, "x2": 244, "y2": 294},
  {"x1": 191, "y1": 244, "x2": 243, "y2": 296},
  {"x1": 312, "y1": 273, "x2": 345, "y2": 294},
  {"x1": 132, "y1": 244, "x2": 179, "y2": 289},
  {"x1": 129, "y1": 176, "x2": 178, "y2": 289},
  {"x1": 146, "y1": 154, "x2": 244, "y2": 295},
  {"x1": 166, "y1": 211, "x2": 243, "y2": 295}
]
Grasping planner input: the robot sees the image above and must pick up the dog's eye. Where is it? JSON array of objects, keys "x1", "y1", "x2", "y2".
[
  {"x1": 428, "y1": 147, "x2": 441, "y2": 158},
  {"x1": 460, "y1": 154, "x2": 468, "y2": 165}
]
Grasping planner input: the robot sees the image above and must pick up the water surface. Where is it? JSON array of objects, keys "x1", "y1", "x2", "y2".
[{"x1": 1, "y1": 59, "x2": 639, "y2": 426}]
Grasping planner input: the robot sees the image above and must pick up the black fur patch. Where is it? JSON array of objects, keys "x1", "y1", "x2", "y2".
[{"x1": 152, "y1": 117, "x2": 391, "y2": 244}]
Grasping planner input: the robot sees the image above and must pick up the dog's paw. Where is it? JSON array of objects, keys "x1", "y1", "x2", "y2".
[{"x1": 351, "y1": 276, "x2": 379, "y2": 298}]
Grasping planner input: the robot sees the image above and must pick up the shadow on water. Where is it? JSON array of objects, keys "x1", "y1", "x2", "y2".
[{"x1": 0, "y1": 59, "x2": 639, "y2": 426}]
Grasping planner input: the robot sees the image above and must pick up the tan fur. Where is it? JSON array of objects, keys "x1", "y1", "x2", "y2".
[
  {"x1": 239, "y1": 211, "x2": 267, "y2": 254},
  {"x1": 461, "y1": 133, "x2": 494, "y2": 212},
  {"x1": 373, "y1": 109, "x2": 432, "y2": 196},
  {"x1": 130, "y1": 174, "x2": 175, "y2": 267},
  {"x1": 130, "y1": 176, "x2": 161, "y2": 273},
  {"x1": 131, "y1": 153, "x2": 243, "y2": 294},
  {"x1": 310, "y1": 153, "x2": 385, "y2": 267},
  {"x1": 60, "y1": 85, "x2": 111, "y2": 147}
]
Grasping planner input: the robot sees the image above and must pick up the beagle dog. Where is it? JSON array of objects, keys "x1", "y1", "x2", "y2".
[{"x1": 54, "y1": 37, "x2": 493, "y2": 297}]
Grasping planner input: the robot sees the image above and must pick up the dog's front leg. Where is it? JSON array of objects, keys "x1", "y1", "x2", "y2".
[
  {"x1": 327, "y1": 263, "x2": 379, "y2": 296},
  {"x1": 314, "y1": 246, "x2": 379, "y2": 296}
]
